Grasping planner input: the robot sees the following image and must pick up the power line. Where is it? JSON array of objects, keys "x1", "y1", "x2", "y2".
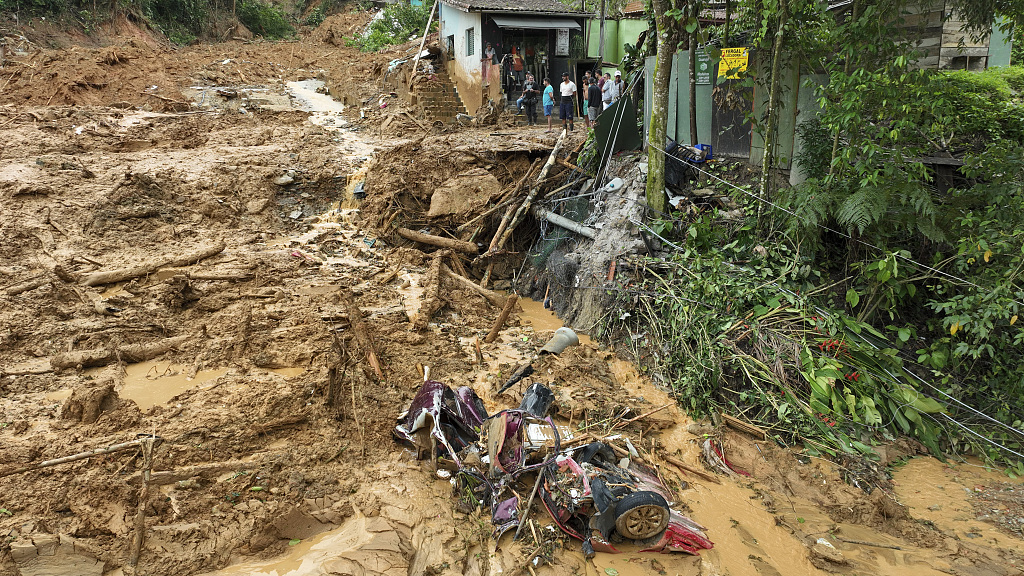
[{"x1": 644, "y1": 139, "x2": 1024, "y2": 309}]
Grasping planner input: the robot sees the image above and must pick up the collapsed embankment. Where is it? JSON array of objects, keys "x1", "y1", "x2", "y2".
[{"x1": 1, "y1": 11, "x2": 1024, "y2": 576}]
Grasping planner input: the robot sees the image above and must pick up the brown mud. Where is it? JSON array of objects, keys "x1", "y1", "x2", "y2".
[{"x1": 2, "y1": 10, "x2": 1024, "y2": 576}]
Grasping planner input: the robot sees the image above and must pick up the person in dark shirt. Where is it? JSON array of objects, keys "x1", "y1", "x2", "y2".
[
  {"x1": 587, "y1": 78, "x2": 602, "y2": 126},
  {"x1": 520, "y1": 73, "x2": 540, "y2": 126}
]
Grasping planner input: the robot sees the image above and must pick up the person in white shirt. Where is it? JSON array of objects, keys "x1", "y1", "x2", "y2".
[
  {"x1": 558, "y1": 72, "x2": 577, "y2": 132},
  {"x1": 612, "y1": 71, "x2": 623, "y2": 103},
  {"x1": 601, "y1": 72, "x2": 614, "y2": 110}
]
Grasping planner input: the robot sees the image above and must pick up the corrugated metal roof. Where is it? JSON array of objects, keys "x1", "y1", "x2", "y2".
[
  {"x1": 444, "y1": 0, "x2": 589, "y2": 15},
  {"x1": 491, "y1": 15, "x2": 582, "y2": 29},
  {"x1": 620, "y1": 1, "x2": 730, "y2": 20}
]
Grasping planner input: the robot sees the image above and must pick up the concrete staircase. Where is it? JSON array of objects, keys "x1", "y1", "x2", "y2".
[{"x1": 412, "y1": 70, "x2": 468, "y2": 123}]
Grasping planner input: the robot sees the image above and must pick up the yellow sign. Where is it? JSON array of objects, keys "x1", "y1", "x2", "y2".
[{"x1": 718, "y1": 47, "x2": 749, "y2": 79}]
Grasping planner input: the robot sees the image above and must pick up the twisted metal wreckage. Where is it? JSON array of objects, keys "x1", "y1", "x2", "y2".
[{"x1": 392, "y1": 329, "x2": 713, "y2": 557}]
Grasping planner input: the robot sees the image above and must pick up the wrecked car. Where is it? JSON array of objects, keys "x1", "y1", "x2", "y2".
[
  {"x1": 394, "y1": 380, "x2": 713, "y2": 557},
  {"x1": 538, "y1": 441, "x2": 713, "y2": 555}
]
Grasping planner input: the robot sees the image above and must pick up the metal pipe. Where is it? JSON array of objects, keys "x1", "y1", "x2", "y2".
[{"x1": 530, "y1": 205, "x2": 597, "y2": 239}]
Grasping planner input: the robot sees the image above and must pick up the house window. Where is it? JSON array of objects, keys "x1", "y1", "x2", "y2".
[
  {"x1": 446, "y1": 35, "x2": 455, "y2": 60},
  {"x1": 466, "y1": 27, "x2": 475, "y2": 57}
]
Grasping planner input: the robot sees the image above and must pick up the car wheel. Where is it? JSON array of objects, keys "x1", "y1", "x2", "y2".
[{"x1": 614, "y1": 491, "x2": 670, "y2": 540}]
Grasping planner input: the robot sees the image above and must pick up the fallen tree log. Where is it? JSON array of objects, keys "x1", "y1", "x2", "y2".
[
  {"x1": 396, "y1": 228, "x2": 478, "y2": 254},
  {"x1": 339, "y1": 288, "x2": 384, "y2": 380},
  {"x1": 440, "y1": 265, "x2": 505, "y2": 308},
  {"x1": 81, "y1": 242, "x2": 227, "y2": 286},
  {"x1": 413, "y1": 251, "x2": 447, "y2": 331},
  {"x1": 485, "y1": 293, "x2": 518, "y2": 344},
  {"x1": 489, "y1": 129, "x2": 566, "y2": 255},
  {"x1": 250, "y1": 414, "x2": 308, "y2": 435},
  {"x1": 5, "y1": 275, "x2": 49, "y2": 296},
  {"x1": 479, "y1": 132, "x2": 566, "y2": 287},
  {"x1": 50, "y1": 335, "x2": 190, "y2": 370}
]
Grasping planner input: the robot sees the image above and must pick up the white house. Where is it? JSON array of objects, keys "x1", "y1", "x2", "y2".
[{"x1": 438, "y1": 0, "x2": 590, "y2": 112}]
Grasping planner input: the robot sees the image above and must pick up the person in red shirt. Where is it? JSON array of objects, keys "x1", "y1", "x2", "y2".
[{"x1": 511, "y1": 47, "x2": 524, "y2": 86}]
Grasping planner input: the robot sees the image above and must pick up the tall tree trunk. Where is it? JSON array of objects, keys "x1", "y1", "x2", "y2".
[
  {"x1": 828, "y1": 0, "x2": 858, "y2": 177},
  {"x1": 598, "y1": 0, "x2": 606, "y2": 68},
  {"x1": 724, "y1": 0, "x2": 731, "y2": 45},
  {"x1": 756, "y1": 0, "x2": 788, "y2": 224},
  {"x1": 646, "y1": 0, "x2": 683, "y2": 216}
]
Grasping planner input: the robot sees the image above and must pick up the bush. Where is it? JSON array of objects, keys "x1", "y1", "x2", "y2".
[
  {"x1": 237, "y1": 0, "x2": 293, "y2": 39},
  {"x1": 303, "y1": 0, "x2": 332, "y2": 27},
  {"x1": 348, "y1": 2, "x2": 434, "y2": 53}
]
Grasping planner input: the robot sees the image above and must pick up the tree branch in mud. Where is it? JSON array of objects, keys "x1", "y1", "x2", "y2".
[
  {"x1": 50, "y1": 335, "x2": 190, "y2": 370},
  {"x1": 5, "y1": 274, "x2": 50, "y2": 296},
  {"x1": 126, "y1": 460, "x2": 255, "y2": 486},
  {"x1": 0, "y1": 437, "x2": 160, "y2": 479},
  {"x1": 480, "y1": 131, "x2": 567, "y2": 287},
  {"x1": 485, "y1": 293, "x2": 519, "y2": 344},
  {"x1": 326, "y1": 334, "x2": 350, "y2": 410},
  {"x1": 80, "y1": 241, "x2": 227, "y2": 286},
  {"x1": 127, "y1": 437, "x2": 157, "y2": 573},
  {"x1": 661, "y1": 453, "x2": 721, "y2": 485},
  {"x1": 395, "y1": 228, "x2": 478, "y2": 254},
  {"x1": 413, "y1": 251, "x2": 447, "y2": 331},
  {"x1": 339, "y1": 288, "x2": 385, "y2": 380},
  {"x1": 440, "y1": 265, "x2": 506, "y2": 308}
]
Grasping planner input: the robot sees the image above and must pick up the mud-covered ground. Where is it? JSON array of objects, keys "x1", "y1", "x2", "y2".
[{"x1": 2, "y1": 10, "x2": 1024, "y2": 576}]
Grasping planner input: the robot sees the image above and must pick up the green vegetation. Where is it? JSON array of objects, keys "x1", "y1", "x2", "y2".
[
  {"x1": 625, "y1": 0, "x2": 1024, "y2": 472},
  {"x1": 303, "y1": 0, "x2": 332, "y2": 27},
  {"x1": 237, "y1": 0, "x2": 293, "y2": 38},
  {"x1": 0, "y1": 0, "x2": 296, "y2": 44},
  {"x1": 347, "y1": 2, "x2": 434, "y2": 53}
]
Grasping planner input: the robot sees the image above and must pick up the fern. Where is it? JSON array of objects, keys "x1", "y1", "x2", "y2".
[{"x1": 837, "y1": 187, "x2": 887, "y2": 235}]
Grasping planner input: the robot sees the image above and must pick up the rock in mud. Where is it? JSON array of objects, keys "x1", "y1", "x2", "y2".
[
  {"x1": 809, "y1": 537, "x2": 846, "y2": 566},
  {"x1": 273, "y1": 173, "x2": 296, "y2": 186},
  {"x1": 427, "y1": 168, "x2": 501, "y2": 218},
  {"x1": 10, "y1": 535, "x2": 104, "y2": 576},
  {"x1": 59, "y1": 380, "x2": 117, "y2": 424}
]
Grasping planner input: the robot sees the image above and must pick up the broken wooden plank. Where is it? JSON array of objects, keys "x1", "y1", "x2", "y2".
[
  {"x1": 396, "y1": 228, "x2": 477, "y2": 254},
  {"x1": 81, "y1": 242, "x2": 227, "y2": 286}
]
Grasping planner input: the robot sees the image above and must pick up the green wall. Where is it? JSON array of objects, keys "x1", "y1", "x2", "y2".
[
  {"x1": 587, "y1": 18, "x2": 647, "y2": 70},
  {"x1": 643, "y1": 53, "x2": 713, "y2": 146},
  {"x1": 988, "y1": 18, "x2": 1013, "y2": 67}
]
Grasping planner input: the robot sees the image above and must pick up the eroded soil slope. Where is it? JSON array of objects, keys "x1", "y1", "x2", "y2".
[{"x1": 2, "y1": 15, "x2": 1024, "y2": 576}]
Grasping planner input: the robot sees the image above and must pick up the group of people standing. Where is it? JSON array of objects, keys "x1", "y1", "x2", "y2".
[{"x1": 517, "y1": 68, "x2": 624, "y2": 133}]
